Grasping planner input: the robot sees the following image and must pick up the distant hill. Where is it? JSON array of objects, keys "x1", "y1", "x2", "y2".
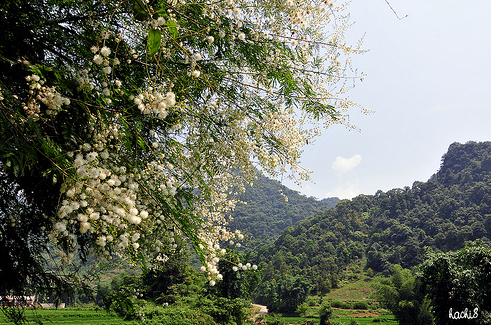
[
  {"x1": 250, "y1": 141, "x2": 491, "y2": 293},
  {"x1": 229, "y1": 173, "x2": 339, "y2": 247}
]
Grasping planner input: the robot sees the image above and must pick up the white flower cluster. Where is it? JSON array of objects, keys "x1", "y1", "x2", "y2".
[
  {"x1": 27, "y1": 0, "x2": 364, "y2": 281},
  {"x1": 22, "y1": 74, "x2": 70, "y2": 120},
  {"x1": 51, "y1": 112, "x2": 244, "y2": 280},
  {"x1": 130, "y1": 88, "x2": 176, "y2": 118},
  {"x1": 52, "y1": 123, "x2": 172, "y2": 256},
  {"x1": 232, "y1": 262, "x2": 257, "y2": 272},
  {"x1": 91, "y1": 40, "x2": 121, "y2": 76}
]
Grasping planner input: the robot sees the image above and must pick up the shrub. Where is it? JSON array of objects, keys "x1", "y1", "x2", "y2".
[
  {"x1": 331, "y1": 301, "x2": 351, "y2": 309},
  {"x1": 307, "y1": 299, "x2": 318, "y2": 306},
  {"x1": 295, "y1": 302, "x2": 309, "y2": 317},
  {"x1": 352, "y1": 301, "x2": 368, "y2": 310},
  {"x1": 265, "y1": 313, "x2": 287, "y2": 325},
  {"x1": 319, "y1": 302, "x2": 332, "y2": 325}
]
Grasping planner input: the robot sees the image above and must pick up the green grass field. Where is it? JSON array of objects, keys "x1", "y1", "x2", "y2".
[{"x1": 0, "y1": 308, "x2": 131, "y2": 325}]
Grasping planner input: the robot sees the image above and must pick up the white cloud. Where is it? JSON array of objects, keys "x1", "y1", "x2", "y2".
[{"x1": 332, "y1": 154, "x2": 362, "y2": 173}]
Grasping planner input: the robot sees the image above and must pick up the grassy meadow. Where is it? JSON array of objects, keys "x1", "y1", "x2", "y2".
[{"x1": 0, "y1": 308, "x2": 131, "y2": 325}]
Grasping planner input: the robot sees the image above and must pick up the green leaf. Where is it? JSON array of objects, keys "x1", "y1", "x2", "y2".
[
  {"x1": 132, "y1": 0, "x2": 149, "y2": 21},
  {"x1": 165, "y1": 20, "x2": 178, "y2": 39},
  {"x1": 148, "y1": 29, "x2": 162, "y2": 56}
]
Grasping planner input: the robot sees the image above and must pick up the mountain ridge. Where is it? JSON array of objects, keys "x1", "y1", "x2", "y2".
[
  {"x1": 249, "y1": 141, "x2": 491, "y2": 293},
  {"x1": 229, "y1": 173, "x2": 339, "y2": 247}
]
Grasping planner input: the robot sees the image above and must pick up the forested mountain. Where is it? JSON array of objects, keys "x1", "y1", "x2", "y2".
[
  {"x1": 250, "y1": 141, "x2": 491, "y2": 293},
  {"x1": 229, "y1": 173, "x2": 339, "y2": 247}
]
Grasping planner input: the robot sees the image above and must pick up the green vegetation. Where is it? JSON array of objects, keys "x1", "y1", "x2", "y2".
[
  {"x1": 0, "y1": 308, "x2": 131, "y2": 325},
  {"x1": 419, "y1": 242, "x2": 491, "y2": 324},
  {"x1": 250, "y1": 141, "x2": 491, "y2": 295},
  {"x1": 230, "y1": 173, "x2": 338, "y2": 247},
  {"x1": 1, "y1": 0, "x2": 358, "y2": 308},
  {"x1": 374, "y1": 265, "x2": 432, "y2": 325},
  {"x1": 254, "y1": 275, "x2": 313, "y2": 314},
  {"x1": 5, "y1": 141, "x2": 491, "y2": 325}
]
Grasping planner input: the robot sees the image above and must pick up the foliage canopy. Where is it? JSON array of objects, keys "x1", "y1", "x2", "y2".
[{"x1": 0, "y1": 0, "x2": 363, "y2": 295}]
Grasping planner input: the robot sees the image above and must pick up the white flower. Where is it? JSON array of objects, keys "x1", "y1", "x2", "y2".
[
  {"x1": 166, "y1": 92, "x2": 176, "y2": 106},
  {"x1": 129, "y1": 215, "x2": 142, "y2": 224},
  {"x1": 209, "y1": 280, "x2": 216, "y2": 286},
  {"x1": 96, "y1": 236, "x2": 106, "y2": 247},
  {"x1": 103, "y1": 66, "x2": 112, "y2": 74},
  {"x1": 89, "y1": 212, "x2": 100, "y2": 220},
  {"x1": 80, "y1": 222, "x2": 91, "y2": 234},
  {"x1": 100, "y1": 46, "x2": 111, "y2": 57},
  {"x1": 140, "y1": 210, "x2": 149, "y2": 219},
  {"x1": 238, "y1": 32, "x2": 245, "y2": 40},
  {"x1": 102, "y1": 88, "x2": 111, "y2": 96},
  {"x1": 131, "y1": 232, "x2": 141, "y2": 242},
  {"x1": 93, "y1": 54, "x2": 103, "y2": 65},
  {"x1": 191, "y1": 70, "x2": 200, "y2": 78},
  {"x1": 232, "y1": 266, "x2": 238, "y2": 272}
]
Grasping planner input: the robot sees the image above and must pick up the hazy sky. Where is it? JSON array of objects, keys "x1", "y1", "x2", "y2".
[{"x1": 283, "y1": 0, "x2": 491, "y2": 200}]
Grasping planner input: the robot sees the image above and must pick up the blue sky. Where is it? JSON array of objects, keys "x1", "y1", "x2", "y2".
[{"x1": 284, "y1": 0, "x2": 491, "y2": 199}]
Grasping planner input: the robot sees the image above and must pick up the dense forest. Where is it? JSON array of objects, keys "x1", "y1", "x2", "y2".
[
  {"x1": 229, "y1": 173, "x2": 338, "y2": 247},
  {"x1": 250, "y1": 141, "x2": 491, "y2": 294}
]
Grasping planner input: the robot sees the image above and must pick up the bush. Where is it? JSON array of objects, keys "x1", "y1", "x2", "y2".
[
  {"x1": 307, "y1": 299, "x2": 318, "y2": 306},
  {"x1": 352, "y1": 301, "x2": 368, "y2": 310},
  {"x1": 196, "y1": 297, "x2": 249, "y2": 325},
  {"x1": 295, "y1": 302, "x2": 309, "y2": 317},
  {"x1": 264, "y1": 313, "x2": 287, "y2": 325},
  {"x1": 331, "y1": 301, "x2": 351, "y2": 309},
  {"x1": 319, "y1": 302, "x2": 332, "y2": 325}
]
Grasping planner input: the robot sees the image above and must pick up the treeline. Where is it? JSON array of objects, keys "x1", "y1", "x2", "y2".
[
  {"x1": 229, "y1": 172, "x2": 338, "y2": 247},
  {"x1": 250, "y1": 141, "x2": 491, "y2": 293}
]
